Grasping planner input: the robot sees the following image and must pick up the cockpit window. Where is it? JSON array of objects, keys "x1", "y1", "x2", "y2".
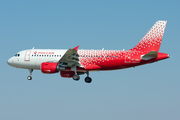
[{"x1": 15, "y1": 54, "x2": 20, "y2": 57}]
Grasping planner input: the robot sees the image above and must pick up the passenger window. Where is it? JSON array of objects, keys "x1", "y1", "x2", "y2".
[
  {"x1": 52, "y1": 55, "x2": 54, "y2": 57},
  {"x1": 57, "y1": 55, "x2": 59, "y2": 57},
  {"x1": 39, "y1": 55, "x2": 41, "y2": 57},
  {"x1": 47, "y1": 55, "x2": 48, "y2": 57},
  {"x1": 54, "y1": 55, "x2": 56, "y2": 57},
  {"x1": 34, "y1": 55, "x2": 36, "y2": 57},
  {"x1": 49, "y1": 55, "x2": 51, "y2": 57},
  {"x1": 32, "y1": 55, "x2": 33, "y2": 57},
  {"x1": 44, "y1": 55, "x2": 46, "y2": 57}
]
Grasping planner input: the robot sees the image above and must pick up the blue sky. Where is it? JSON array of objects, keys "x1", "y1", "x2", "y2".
[{"x1": 1, "y1": 0, "x2": 180, "y2": 120}]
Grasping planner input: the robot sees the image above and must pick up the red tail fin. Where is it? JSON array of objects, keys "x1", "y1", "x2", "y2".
[{"x1": 131, "y1": 21, "x2": 167, "y2": 52}]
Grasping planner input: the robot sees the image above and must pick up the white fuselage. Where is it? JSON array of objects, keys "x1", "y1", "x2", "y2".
[{"x1": 7, "y1": 49, "x2": 68, "y2": 70}]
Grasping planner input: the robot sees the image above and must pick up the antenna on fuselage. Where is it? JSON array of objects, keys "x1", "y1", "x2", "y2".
[
  {"x1": 32, "y1": 47, "x2": 34, "y2": 49},
  {"x1": 102, "y1": 48, "x2": 104, "y2": 50}
]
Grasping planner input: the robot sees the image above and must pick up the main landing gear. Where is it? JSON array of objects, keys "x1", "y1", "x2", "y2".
[
  {"x1": 84, "y1": 71, "x2": 92, "y2": 83},
  {"x1": 72, "y1": 66, "x2": 80, "y2": 81},
  {"x1": 72, "y1": 71, "x2": 92, "y2": 83},
  {"x1": 85, "y1": 77, "x2": 92, "y2": 83},
  {"x1": 72, "y1": 74, "x2": 80, "y2": 81},
  {"x1": 27, "y1": 69, "x2": 33, "y2": 80}
]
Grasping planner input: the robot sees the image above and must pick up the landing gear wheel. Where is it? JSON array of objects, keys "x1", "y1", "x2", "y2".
[
  {"x1": 27, "y1": 69, "x2": 33, "y2": 80},
  {"x1": 85, "y1": 77, "x2": 92, "y2": 83},
  {"x1": 27, "y1": 76, "x2": 32, "y2": 80},
  {"x1": 73, "y1": 74, "x2": 80, "y2": 81}
]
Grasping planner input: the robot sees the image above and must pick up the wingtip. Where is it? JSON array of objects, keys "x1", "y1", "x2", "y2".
[{"x1": 73, "y1": 46, "x2": 79, "y2": 51}]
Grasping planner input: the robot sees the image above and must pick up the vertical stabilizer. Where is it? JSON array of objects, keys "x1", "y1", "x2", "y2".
[{"x1": 131, "y1": 21, "x2": 167, "y2": 52}]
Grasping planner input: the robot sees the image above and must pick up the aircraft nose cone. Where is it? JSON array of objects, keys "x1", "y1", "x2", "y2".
[
  {"x1": 7, "y1": 59, "x2": 10, "y2": 65},
  {"x1": 7, "y1": 58, "x2": 12, "y2": 66}
]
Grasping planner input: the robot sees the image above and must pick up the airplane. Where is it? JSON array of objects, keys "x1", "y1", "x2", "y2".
[{"x1": 7, "y1": 20, "x2": 169, "y2": 83}]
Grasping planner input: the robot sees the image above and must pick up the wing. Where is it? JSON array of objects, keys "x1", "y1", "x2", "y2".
[
  {"x1": 58, "y1": 46, "x2": 101, "y2": 71},
  {"x1": 58, "y1": 46, "x2": 80, "y2": 67}
]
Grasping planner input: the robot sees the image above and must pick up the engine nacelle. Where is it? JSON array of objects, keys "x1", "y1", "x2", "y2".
[
  {"x1": 41, "y1": 62, "x2": 58, "y2": 74},
  {"x1": 41, "y1": 62, "x2": 66, "y2": 74}
]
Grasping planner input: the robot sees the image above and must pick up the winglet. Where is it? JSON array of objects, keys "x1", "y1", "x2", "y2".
[{"x1": 73, "y1": 46, "x2": 79, "y2": 51}]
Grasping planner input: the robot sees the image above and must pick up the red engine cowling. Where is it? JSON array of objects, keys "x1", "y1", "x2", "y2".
[
  {"x1": 41, "y1": 62, "x2": 58, "y2": 74},
  {"x1": 60, "y1": 71, "x2": 75, "y2": 78}
]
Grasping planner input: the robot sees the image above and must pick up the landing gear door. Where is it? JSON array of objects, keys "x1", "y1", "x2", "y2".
[{"x1": 24, "y1": 50, "x2": 31, "y2": 61}]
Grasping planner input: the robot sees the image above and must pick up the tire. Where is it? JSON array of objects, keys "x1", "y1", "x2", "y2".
[
  {"x1": 27, "y1": 76, "x2": 32, "y2": 80},
  {"x1": 72, "y1": 74, "x2": 80, "y2": 81},
  {"x1": 85, "y1": 77, "x2": 92, "y2": 83}
]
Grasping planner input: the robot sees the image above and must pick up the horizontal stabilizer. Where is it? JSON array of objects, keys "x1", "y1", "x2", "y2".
[{"x1": 141, "y1": 51, "x2": 157, "y2": 60}]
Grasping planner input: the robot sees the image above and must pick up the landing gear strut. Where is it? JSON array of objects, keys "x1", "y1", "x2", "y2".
[
  {"x1": 27, "y1": 69, "x2": 33, "y2": 80},
  {"x1": 71, "y1": 66, "x2": 80, "y2": 81},
  {"x1": 85, "y1": 71, "x2": 92, "y2": 83},
  {"x1": 71, "y1": 66, "x2": 92, "y2": 83}
]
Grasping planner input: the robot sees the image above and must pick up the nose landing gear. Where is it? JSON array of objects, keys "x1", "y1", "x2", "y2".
[
  {"x1": 27, "y1": 76, "x2": 32, "y2": 80},
  {"x1": 27, "y1": 69, "x2": 33, "y2": 80}
]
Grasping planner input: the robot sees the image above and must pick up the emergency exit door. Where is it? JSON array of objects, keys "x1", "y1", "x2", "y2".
[{"x1": 24, "y1": 50, "x2": 31, "y2": 61}]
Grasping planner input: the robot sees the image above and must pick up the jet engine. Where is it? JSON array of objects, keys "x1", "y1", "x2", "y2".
[{"x1": 41, "y1": 62, "x2": 66, "y2": 74}]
